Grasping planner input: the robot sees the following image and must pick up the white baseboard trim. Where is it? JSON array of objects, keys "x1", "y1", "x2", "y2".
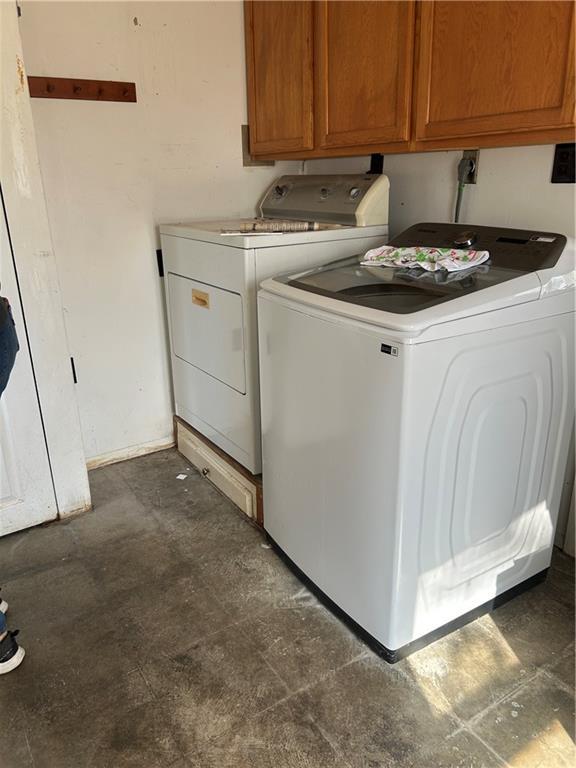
[{"x1": 86, "y1": 436, "x2": 175, "y2": 471}]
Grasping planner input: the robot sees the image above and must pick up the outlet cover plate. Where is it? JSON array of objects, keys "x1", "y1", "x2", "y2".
[{"x1": 551, "y1": 143, "x2": 575, "y2": 183}]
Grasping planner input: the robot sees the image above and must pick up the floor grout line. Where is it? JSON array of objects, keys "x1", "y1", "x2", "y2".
[
  {"x1": 311, "y1": 719, "x2": 356, "y2": 768},
  {"x1": 251, "y1": 649, "x2": 371, "y2": 720},
  {"x1": 464, "y1": 666, "x2": 546, "y2": 729},
  {"x1": 257, "y1": 652, "x2": 293, "y2": 696},
  {"x1": 382, "y1": 666, "x2": 513, "y2": 768},
  {"x1": 457, "y1": 724, "x2": 511, "y2": 767},
  {"x1": 539, "y1": 667, "x2": 576, "y2": 696}
]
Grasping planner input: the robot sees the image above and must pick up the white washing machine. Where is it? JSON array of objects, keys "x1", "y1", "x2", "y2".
[
  {"x1": 160, "y1": 174, "x2": 390, "y2": 474},
  {"x1": 258, "y1": 222, "x2": 575, "y2": 661}
]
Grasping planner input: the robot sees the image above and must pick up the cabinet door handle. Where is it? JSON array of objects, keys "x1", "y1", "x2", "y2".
[{"x1": 191, "y1": 289, "x2": 210, "y2": 309}]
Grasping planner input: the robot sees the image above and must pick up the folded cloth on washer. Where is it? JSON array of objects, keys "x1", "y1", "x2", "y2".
[{"x1": 360, "y1": 245, "x2": 490, "y2": 272}]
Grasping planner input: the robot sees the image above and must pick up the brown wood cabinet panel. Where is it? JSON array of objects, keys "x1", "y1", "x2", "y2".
[
  {"x1": 315, "y1": 0, "x2": 416, "y2": 148},
  {"x1": 415, "y1": 1, "x2": 575, "y2": 142},
  {"x1": 244, "y1": 1, "x2": 314, "y2": 154}
]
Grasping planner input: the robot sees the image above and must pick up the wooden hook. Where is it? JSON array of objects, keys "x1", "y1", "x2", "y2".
[{"x1": 28, "y1": 76, "x2": 137, "y2": 103}]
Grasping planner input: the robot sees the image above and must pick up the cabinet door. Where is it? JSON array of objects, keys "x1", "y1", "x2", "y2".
[
  {"x1": 315, "y1": 1, "x2": 416, "y2": 148},
  {"x1": 415, "y1": 1, "x2": 575, "y2": 143},
  {"x1": 245, "y1": 1, "x2": 314, "y2": 155}
]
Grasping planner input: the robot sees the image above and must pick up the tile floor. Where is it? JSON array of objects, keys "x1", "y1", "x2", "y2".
[{"x1": 1, "y1": 448, "x2": 574, "y2": 768}]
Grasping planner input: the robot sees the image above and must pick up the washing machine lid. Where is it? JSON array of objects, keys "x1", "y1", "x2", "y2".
[
  {"x1": 261, "y1": 223, "x2": 574, "y2": 335},
  {"x1": 286, "y1": 223, "x2": 566, "y2": 315}
]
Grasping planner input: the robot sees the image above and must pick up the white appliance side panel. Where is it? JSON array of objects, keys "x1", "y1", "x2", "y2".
[
  {"x1": 167, "y1": 273, "x2": 246, "y2": 394},
  {"x1": 259, "y1": 294, "x2": 404, "y2": 645},
  {"x1": 394, "y1": 313, "x2": 575, "y2": 649}
]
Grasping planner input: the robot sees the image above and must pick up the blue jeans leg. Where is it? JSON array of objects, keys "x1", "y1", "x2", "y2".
[
  {"x1": 0, "y1": 611, "x2": 6, "y2": 635},
  {"x1": 0, "y1": 306, "x2": 19, "y2": 398}
]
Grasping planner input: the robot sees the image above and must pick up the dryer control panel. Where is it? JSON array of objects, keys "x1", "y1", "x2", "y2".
[{"x1": 259, "y1": 174, "x2": 389, "y2": 227}]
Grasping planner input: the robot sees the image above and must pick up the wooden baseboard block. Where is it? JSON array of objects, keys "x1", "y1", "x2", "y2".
[{"x1": 175, "y1": 416, "x2": 263, "y2": 526}]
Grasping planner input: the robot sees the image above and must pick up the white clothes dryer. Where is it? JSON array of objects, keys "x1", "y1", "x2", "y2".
[{"x1": 160, "y1": 174, "x2": 390, "y2": 474}]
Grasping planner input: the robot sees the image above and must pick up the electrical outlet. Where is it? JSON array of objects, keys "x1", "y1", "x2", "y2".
[
  {"x1": 461, "y1": 149, "x2": 479, "y2": 184},
  {"x1": 551, "y1": 143, "x2": 575, "y2": 183}
]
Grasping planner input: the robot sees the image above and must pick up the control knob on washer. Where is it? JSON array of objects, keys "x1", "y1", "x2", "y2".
[{"x1": 453, "y1": 231, "x2": 477, "y2": 248}]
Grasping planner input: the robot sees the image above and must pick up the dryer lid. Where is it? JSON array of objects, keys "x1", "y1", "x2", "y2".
[{"x1": 284, "y1": 223, "x2": 567, "y2": 315}]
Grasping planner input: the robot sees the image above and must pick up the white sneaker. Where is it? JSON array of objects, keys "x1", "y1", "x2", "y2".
[{"x1": 0, "y1": 630, "x2": 25, "y2": 674}]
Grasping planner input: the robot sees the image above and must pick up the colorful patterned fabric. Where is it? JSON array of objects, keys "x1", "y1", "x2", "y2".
[{"x1": 361, "y1": 245, "x2": 490, "y2": 272}]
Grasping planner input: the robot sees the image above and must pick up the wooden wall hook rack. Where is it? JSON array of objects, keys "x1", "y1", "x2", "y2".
[{"x1": 27, "y1": 76, "x2": 137, "y2": 103}]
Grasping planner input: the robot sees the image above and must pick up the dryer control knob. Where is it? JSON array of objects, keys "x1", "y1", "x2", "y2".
[
  {"x1": 453, "y1": 231, "x2": 477, "y2": 248},
  {"x1": 349, "y1": 187, "x2": 362, "y2": 200}
]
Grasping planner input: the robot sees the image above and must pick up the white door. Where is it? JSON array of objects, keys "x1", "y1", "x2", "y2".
[{"x1": 0, "y1": 193, "x2": 57, "y2": 535}]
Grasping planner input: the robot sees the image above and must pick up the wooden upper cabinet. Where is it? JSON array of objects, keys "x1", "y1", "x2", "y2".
[
  {"x1": 315, "y1": 1, "x2": 416, "y2": 148},
  {"x1": 415, "y1": 1, "x2": 575, "y2": 143},
  {"x1": 244, "y1": 1, "x2": 314, "y2": 154},
  {"x1": 244, "y1": 0, "x2": 575, "y2": 158}
]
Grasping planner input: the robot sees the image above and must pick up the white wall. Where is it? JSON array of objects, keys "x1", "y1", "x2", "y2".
[
  {"x1": 309, "y1": 145, "x2": 576, "y2": 238},
  {"x1": 20, "y1": 1, "x2": 300, "y2": 462}
]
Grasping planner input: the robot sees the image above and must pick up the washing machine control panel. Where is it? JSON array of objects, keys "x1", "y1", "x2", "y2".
[{"x1": 392, "y1": 223, "x2": 566, "y2": 271}]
